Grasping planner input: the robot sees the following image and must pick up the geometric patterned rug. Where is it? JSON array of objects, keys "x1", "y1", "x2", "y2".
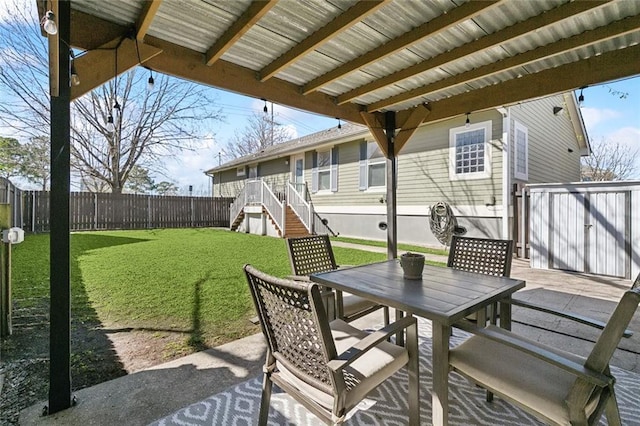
[{"x1": 149, "y1": 319, "x2": 640, "y2": 426}]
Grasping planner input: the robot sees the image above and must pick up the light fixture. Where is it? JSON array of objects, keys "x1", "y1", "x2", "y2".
[
  {"x1": 106, "y1": 114, "x2": 115, "y2": 133},
  {"x1": 41, "y1": 10, "x2": 57, "y2": 35},
  {"x1": 465, "y1": 112, "x2": 470, "y2": 128},
  {"x1": 262, "y1": 98, "x2": 268, "y2": 113},
  {"x1": 553, "y1": 106, "x2": 563, "y2": 116},
  {"x1": 578, "y1": 87, "x2": 585, "y2": 106},
  {"x1": 70, "y1": 62, "x2": 80, "y2": 86},
  {"x1": 147, "y1": 69, "x2": 154, "y2": 91},
  {"x1": 69, "y1": 50, "x2": 80, "y2": 86},
  {"x1": 336, "y1": 117, "x2": 342, "y2": 129}
]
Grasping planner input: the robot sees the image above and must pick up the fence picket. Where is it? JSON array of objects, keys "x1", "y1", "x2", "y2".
[{"x1": 0, "y1": 179, "x2": 232, "y2": 232}]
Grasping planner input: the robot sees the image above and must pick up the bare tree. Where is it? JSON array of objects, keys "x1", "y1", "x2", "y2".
[
  {"x1": 0, "y1": 0, "x2": 223, "y2": 192},
  {"x1": 224, "y1": 112, "x2": 292, "y2": 159},
  {"x1": 581, "y1": 138, "x2": 638, "y2": 181}
]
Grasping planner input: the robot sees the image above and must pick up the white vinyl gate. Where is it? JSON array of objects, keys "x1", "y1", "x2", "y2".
[{"x1": 529, "y1": 182, "x2": 639, "y2": 279}]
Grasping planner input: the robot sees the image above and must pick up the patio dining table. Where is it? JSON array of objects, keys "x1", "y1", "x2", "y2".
[{"x1": 310, "y1": 259, "x2": 525, "y2": 426}]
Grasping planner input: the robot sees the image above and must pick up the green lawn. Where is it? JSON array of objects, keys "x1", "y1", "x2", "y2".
[
  {"x1": 12, "y1": 229, "x2": 387, "y2": 348},
  {"x1": 332, "y1": 235, "x2": 448, "y2": 256}
]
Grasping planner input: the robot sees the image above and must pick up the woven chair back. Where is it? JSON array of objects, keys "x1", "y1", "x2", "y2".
[
  {"x1": 244, "y1": 265, "x2": 335, "y2": 392},
  {"x1": 286, "y1": 234, "x2": 338, "y2": 276},
  {"x1": 447, "y1": 236, "x2": 514, "y2": 277}
]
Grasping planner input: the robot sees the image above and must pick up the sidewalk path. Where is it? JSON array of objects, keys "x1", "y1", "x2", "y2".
[{"x1": 331, "y1": 240, "x2": 449, "y2": 263}]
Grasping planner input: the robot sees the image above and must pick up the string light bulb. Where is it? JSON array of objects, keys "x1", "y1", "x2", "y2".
[
  {"x1": 106, "y1": 114, "x2": 115, "y2": 133},
  {"x1": 262, "y1": 98, "x2": 268, "y2": 113},
  {"x1": 578, "y1": 88, "x2": 585, "y2": 107},
  {"x1": 70, "y1": 61, "x2": 80, "y2": 86},
  {"x1": 147, "y1": 69, "x2": 154, "y2": 91},
  {"x1": 336, "y1": 117, "x2": 342, "y2": 129},
  {"x1": 465, "y1": 112, "x2": 470, "y2": 128},
  {"x1": 41, "y1": 11, "x2": 57, "y2": 35}
]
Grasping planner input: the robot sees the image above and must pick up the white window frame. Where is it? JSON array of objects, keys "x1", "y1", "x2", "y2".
[
  {"x1": 449, "y1": 120, "x2": 492, "y2": 181},
  {"x1": 513, "y1": 120, "x2": 529, "y2": 181},
  {"x1": 236, "y1": 167, "x2": 245, "y2": 177},
  {"x1": 365, "y1": 141, "x2": 386, "y2": 191},
  {"x1": 316, "y1": 149, "x2": 331, "y2": 192}
]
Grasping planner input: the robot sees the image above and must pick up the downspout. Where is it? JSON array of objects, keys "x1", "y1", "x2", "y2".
[{"x1": 498, "y1": 107, "x2": 511, "y2": 240}]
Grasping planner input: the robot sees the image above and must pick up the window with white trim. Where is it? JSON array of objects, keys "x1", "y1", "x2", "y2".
[
  {"x1": 311, "y1": 147, "x2": 338, "y2": 193},
  {"x1": 449, "y1": 120, "x2": 492, "y2": 180},
  {"x1": 514, "y1": 121, "x2": 528, "y2": 181},
  {"x1": 317, "y1": 149, "x2": 331, "y2": 191},
  {"x1": 359, "y1": 141, "x2": 386, "y2": 190},
  {"x1": 236, "y1": 167, "x2": 245, "y2": 177}
]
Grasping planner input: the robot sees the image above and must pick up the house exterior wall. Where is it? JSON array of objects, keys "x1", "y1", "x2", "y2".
[
  {"x1": 310, "y1": 111, "x2": 505, "y2": 246},
  {"x1": 213, "y1": 168, "x2": 245, "y2": 197},
  {"x1": 213, "y1": 157, "x2": 290, "y2": 197},
  {"x1": 509, "y1": 95, "x2": 582, "y2": 185}
]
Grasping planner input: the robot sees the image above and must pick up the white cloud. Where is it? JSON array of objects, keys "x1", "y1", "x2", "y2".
[{"x1": 580, "y1": 107, "x2": 621, "y2": 133}]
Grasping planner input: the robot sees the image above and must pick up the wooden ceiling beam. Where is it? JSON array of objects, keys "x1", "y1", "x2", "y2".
[
  {"x1": 360, "y1": 112, "x2": 389, "y2": 158},
  {"x1": 143, "y1": 36, "x2": 366, "y2": 124},
  {"x1": 136, "y1": 0, "x2": 162, "y2": 41},
  {"x1": 393, "y1": 104, "x2": 430, "y2": 155},
  {"x1": 71, "y1": 38, "x2": 163, "y2": 100},
  {"x1": 302, "y1": 0, "x2": 499, "y2": 95},
  {"x1": 395, "y1": 43, "x2": 640, "y2": 125},
  {"x1": 368, "y1": 13, "x2": 640, "y2": 112},
  {"x1": 338, "y1": 0, "x2": 608, "y2": 105},
  {"x1": 67, "y1": 8, "x2": 364, "y2": 124},
  {"x1": 205, "y1": 0, "x2": 276, "y2": 66},
  {"x1": 259, "y1": 0, "x2": 389, "y2": 82}
]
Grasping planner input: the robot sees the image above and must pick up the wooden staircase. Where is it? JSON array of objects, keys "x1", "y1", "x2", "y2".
[
  {"x1": 230, "y1": 210, "x2": 245, "y2": 232},
  {"x1": 283, "y1": 205, "x2": 311, "y2": 238},
  {"x1": 231, "y1": 206, "x2": 310, "y2": 238}
]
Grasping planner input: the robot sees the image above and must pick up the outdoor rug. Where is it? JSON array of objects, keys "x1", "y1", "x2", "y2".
[{"x1": 150, "y1": 319, "x2": 640, "y2": 425}]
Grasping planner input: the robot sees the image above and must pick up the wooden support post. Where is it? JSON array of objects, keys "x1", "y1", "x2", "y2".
[
  {"x1": 385, "y1": 111, "x2": 397, "y2": 260},
  {"x1": 48, "y1": 0, "x2": 73, "y2": 414},
  {"x1": 0, "y1": 204, "x2": 11, "y2": 337}
]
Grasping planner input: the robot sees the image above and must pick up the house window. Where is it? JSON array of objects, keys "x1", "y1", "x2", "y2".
[
  {"x1": 311, "y1": 147, "x2": 338, "y2": 193},
  {"x1": 248, "y1": 165, "x2": 258, "y2": 179},
  {"x1": 317, "y1": 149, "x2": 331, "y2": 191},
  {"x1": 359, "y1": 141, "x2": 386, "y2": 190},
  {"x1": 449, "y1": 120, "x2": 492, "y2": 180},
  {"x1": 236, "y1": 167, "x2": 245, "y2": 177},
  {"x1": 514, "y1": 121, "x2": 528, "y2": 181}
]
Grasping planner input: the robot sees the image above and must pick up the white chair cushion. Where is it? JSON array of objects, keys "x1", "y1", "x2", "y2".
[
  {"x1": 342, "y1": 293, "x2": 378, "y2": 317},
  {"x1": 276, "y1": 319, "x2": 408, "y2": 413},
  {"x1": 450, "y1": 331, "x2": 600, "y2": 425}
]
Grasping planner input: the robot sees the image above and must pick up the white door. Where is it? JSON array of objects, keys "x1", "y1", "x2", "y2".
[
  {"x1": 586, "y1": 191, "x2": 628, "y2": 277},
  {"x1": 550, "y1": 192, "x2": 585, "y2": 272},
  {"x1": 290, "y1": 154, "x2": 305, "y2": 193}
]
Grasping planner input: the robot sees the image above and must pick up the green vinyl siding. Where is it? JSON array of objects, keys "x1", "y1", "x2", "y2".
[
  {"x1": 309, "y1": 112, "x2": 503, "y2": 208},
  {"x1": 509, "y1": 95, "x2": 581, "y2": 184}
]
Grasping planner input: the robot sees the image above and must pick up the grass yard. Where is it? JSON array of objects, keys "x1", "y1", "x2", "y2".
[{"x1": 12, "y1": 228, "x2": 388, "y2": 349}]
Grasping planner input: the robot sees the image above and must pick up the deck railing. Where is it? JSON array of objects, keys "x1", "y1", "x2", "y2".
[
  {"x1": 286, "y1": 181, "x2": 311, "y2": 233},
  {"x1": 260, "y1": 181, "x2": 284, "y2": 232}
]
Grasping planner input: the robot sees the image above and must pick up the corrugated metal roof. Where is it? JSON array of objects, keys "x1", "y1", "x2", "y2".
[{"x1": 67, "y1": 0, "x2": 640, "y2": 124}]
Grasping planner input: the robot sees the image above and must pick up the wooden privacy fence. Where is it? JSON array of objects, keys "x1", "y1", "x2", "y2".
[
  {"x1": 0, "y1": 179, "x2": 233, "y2": 232},
  {"x1": 23, "y1": 191, "x2": 234, "y2": 232}
]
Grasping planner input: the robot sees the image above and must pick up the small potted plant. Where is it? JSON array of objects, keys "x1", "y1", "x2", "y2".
[{"x1": 399, "y1": 252, "x2": 425, "y2": 280}]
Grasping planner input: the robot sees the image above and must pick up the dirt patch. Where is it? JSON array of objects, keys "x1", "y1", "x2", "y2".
[{"x1": 1, "y1": 319, "x2": 199, "y2": 425}]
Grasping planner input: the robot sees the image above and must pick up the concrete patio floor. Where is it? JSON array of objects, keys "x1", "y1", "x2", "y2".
[{"x1": 19, "y1": 251, "x2": 640, "y2": 425}]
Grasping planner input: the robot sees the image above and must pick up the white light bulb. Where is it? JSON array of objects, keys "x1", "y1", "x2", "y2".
[
  {"x1": 106, "y1": 115, "x2": 115, "y2": 133},
  {"x1": 43, "y1": 11, "x2": 57, "y2": 35}
]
